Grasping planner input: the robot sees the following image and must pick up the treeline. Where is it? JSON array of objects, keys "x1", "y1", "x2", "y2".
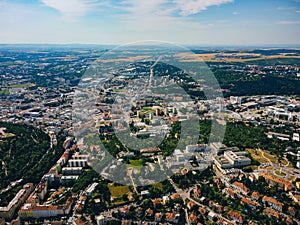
[{"x1": 229, "y1": 76, "x2": 300, "y2": 97}]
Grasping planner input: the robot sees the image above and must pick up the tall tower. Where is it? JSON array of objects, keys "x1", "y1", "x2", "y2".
[
  {"x1": 149, "y1": 56, "x2": 161, "y2": 89},
  {"x1": 149, "y1": 67, "x2": 154, "y2": 88}
]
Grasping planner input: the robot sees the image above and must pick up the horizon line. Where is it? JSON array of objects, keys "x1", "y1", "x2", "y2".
[{"x1": 0, "y1": 43, "x2": 300, "y2": 49}]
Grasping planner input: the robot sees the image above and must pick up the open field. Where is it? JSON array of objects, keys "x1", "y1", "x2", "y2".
[
  {"x1": 96, "y1": 55, "x2": 151, "y2": 63},
  {"x1": 108, "y1": 184, "x2": 130, "y2": 198},
  {"x1": 129, "y1": 159, "x2": 143, "y2": 167},
  {"x1": 0, "y1": 83, "x2": 34, "y2": 95},
  {"x1": 247, "y1": 149, "x2": 279, "y2": 164},
  {"x1": 174, "y1": 52, "x2": 300, "y2": 64}
]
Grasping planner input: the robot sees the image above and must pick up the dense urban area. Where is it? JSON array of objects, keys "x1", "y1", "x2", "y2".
[{"x1": 0, "y1": 45, "x2": 300, "y2": 225}]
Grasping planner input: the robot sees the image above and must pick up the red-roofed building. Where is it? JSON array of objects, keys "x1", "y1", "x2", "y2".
[
  {"x1": 208, "y1": 200, "x2": 215, "y2": 208},
  {"x1": 189, "y1": 213, "x2": 197, "y2": 224},
  {"x1": 198, "y1": 207, "x2": 206, "y2": 215},
  {"x1": 285, "y1": 217, "x2": 293, "y2": 224},
  {"x1": 260, "y1": 172, "x2": 292, "y2": 191},
  {"x1": 145, "y1": 208, "x2": 154, "y2": 217},
  {"x1": 223, "y1": 188, "x2": 236, "y2": 199},
  {"x1": 193, "y1": 186, "x2": 201, "y2": 199},
  {"x1": 241, "y1": 198, "x2": 259, "y2": 209},
  {"x1": 152, "y1": 198, "x2": 162, "y2": 206},
  {"x1": 251, "y1": 192, "x2": 260, "y2": 200},
  {"x1": 165, "y1": 212, "x2": 180, "y2": 224},
  {"x1": 228, "y1": 211, "x2": 243, "y2": 224},
  {"x1": 248, "y1": 221, "x2": 258, "y2": 225},
  {"x1": 262, "y1": 196, "x2": 283, "y2": 211},
  {"x1": 187, "y1": 201, "x2": 197, "y2": 210},
  {"x1": 232, "y1": 182, "x2": 249, "y2": 195},
  {"x1": 154, "y1": 212, "x2": 162, "y2": 222},
  {"x1": 287, "y1": 206, "x2": 296, "y2": 216},
  {"x1": 263, "y1": 208, "x2": 280, "y2": 220},
  {"x1": 171, "y1": 193, "x2": 181, "y2": 200}
]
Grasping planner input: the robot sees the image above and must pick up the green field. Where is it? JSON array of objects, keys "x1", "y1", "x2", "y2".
[
  {"x1": 108, "y1": 184, "x2": 130, "y2": 198},
  {"x1": 275, "y1": 170, "x2": 286, "y2": 177},
  {"x1": 246, "y1": 58, "x2": 300, "y2": 66},
  {"x1": 152, "y1": 182, "x2": 163, "y2": 191},
  {"x1": 129, "y1": 159, "x2": 143, "y2": 167},
  {"x1": 0, "y1": 83, "x2": 34, "y2": 95}
]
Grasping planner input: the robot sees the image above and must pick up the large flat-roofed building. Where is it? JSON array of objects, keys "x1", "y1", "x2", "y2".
[
  {"x1": 62, "y1": 167, "x2": 83, "y2": 175},
  {"x1": 60, "y1": 175, "x2": 79, "y2": 185},
  {"x1": 68, "y1": 159, "x2": 87, "y2": 168},
  {"x1": 174, "y1": 149, "x2": 185, "y2": 162},
  {"x1": 214, "y1": 151, "x2": 251, "y2": 169},
  {"x1": 185, "y1": 144, "x2": 208, "y2": 153},
  {"x1": 224, "y1": 151, "x2": 251, "y2": 167}
]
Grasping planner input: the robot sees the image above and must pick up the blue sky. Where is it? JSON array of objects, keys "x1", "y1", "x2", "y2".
[{"x1": 0, "y1": 0, "x2": 299, "y2": 45}]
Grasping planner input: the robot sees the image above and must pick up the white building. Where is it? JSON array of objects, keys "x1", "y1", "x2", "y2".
[
  {"x1": 214, "y1": 151, "x2": 251, "y2": 169},
  {"x1": 174, "y1": 149, "x2": 185, "y2": 162},
  {"x1": 230, "y1": 96, "x2": 242, "y2": 105},
  {"x1": 62, "y1": 167, "x2": 83, "y2": 175},
  {"x1": 292, "y1": 133, "x2": 299, "y2": 142},
  {"x1": 68, "y1": 159, "x2": 87, "y2": 168},
  {"x1": 224, "y1": 151, "x2": 252, "y2": 167},
  {"x1": 185, "y1": 144, "x2": 208, "y2": 153}
]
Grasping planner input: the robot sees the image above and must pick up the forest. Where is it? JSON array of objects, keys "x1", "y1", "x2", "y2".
[{"x1": 0, "y1": 122, "x2": 66, "y2": 206}]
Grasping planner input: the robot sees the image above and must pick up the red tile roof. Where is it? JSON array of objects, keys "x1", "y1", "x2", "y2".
[
  {"x1": 263, "y1": 208, "x2": 280, "y2": 219},
  {"x1": 228, "y1": 211, "x2": 243, "y2": 223},
  {"x1": 251, "y1": 192, "x2": 260, "y2": 199},
  {"x1": 262, "y1": 196, "x2": 283, "y2": 209},
  {"x1": 233, "y1": 181, "x2": 249, "y2": 193},
  {"x1": 241, "y1": 198, "x2": 258, "y2": 208},
  {"x1": 260, "y1": 172, "x2": 292, "y2": 190}
]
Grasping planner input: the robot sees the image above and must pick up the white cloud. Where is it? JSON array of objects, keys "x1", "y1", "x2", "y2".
[
  {"x1": 115, "y1": 0, "x2": 234, "y2": 32},
  {"x1": 173, "y1": 0, "x2": 234, "y2": 16},
  {"x1": 118, "y1": 0, "x2": 234, "y2": 16},
  {"x1": 277, "y1": 20, "x2": 300, "y2": 25},
  {"x1": 40, "y1": 0, "x2": 102, "y2": 21},
  {"x1": 119, "y1": 0, "x2": 168, "y2": 15}
]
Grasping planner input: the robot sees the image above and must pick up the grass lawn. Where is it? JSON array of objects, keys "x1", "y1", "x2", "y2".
[
  {"x1": 247, "y1": 149, "x2": 278, "y2": 164},
  {"x1": 152, "y1": 183, "x2": 163, "y2": 191},
  {"x1": 262, "y1": 151, "x2": 278, "y2": 163},
  {"x1": 113, "y1": 89, "x2": 126, "y2": 93},
  {"x1": 0, "y1": 89, "x2": 9, "y2": 95},
  {"x1": 247, "y1": 149, "x2": 268, "y2": 164},
  {"x1": 108, "y1": 184, "x2": 130, "y2": 198},
  {"x1": 0, "y1": 83, "x2": 34, "y2": 95},
  {"x1": 242, "y1": 165, "x2": 258, "y2": 171},
  {"x1": 275, "y1": 170, "x2": 286, "y2": 176},
  {"x1": 129, "y1": 159, "x2": 143, "y2": 167}
]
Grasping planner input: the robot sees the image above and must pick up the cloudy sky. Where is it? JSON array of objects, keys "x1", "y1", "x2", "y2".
[{"x1": 0, "y1": 0, "x2": 299, "y2": 45}]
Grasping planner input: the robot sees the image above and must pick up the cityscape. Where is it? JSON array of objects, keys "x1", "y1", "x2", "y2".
[{"x1": 0, "y1": 0, "x2": 300, "y2": 225}]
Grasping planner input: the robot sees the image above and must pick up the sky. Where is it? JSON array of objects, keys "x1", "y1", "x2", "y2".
[{"x1": 0, "y1": 0, "x2": 299, "y2": 45}]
